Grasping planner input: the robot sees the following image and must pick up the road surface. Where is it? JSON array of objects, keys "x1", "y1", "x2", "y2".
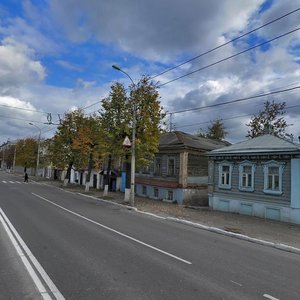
[{"x1": 0, "y1": 171, "x2": 299, "y2": 299}]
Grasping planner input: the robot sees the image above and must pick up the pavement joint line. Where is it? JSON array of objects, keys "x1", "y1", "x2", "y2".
[
  {"x1": 74, "y1": 193, "x2": 300, "y2": 255},
  {"x1": 0, "y1": 208, "x2": 58, "y2": 300}
]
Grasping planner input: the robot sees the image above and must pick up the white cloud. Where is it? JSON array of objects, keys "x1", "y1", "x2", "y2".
[
  {"x1": 1, "y1": 0, "x2": 300, "y2": 145},
  {"x1": 0, "y1": 38, "x2": 46, "y2": 87},
  {"x1": 56, "y1": 60, "x2": 83, "y2": 72},
  {"x1": 49, "y1": 0, "x2": 264, "y2": 62}
]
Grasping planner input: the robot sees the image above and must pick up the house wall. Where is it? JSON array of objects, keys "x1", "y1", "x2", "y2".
[
  {"x1": 135, "y1": 151, "x2": 210, "y2": 205},
  {"x1": 212, "y1": 159, "x2": 291, "y2": 203},
  {"x1": 135, "y1": 183, "x2": 207, "y2": 205},
  {"x1": 209, "y1": 157, "x2": 300, "y2": 224}
]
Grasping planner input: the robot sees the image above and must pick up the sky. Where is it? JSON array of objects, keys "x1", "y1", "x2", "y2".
[{"x1": 0, "y1": 0, "x2": 300, "y2": 145}]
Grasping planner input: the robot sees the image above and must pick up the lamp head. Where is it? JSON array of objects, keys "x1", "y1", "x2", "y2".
[{"x1": 112, "y1": 65, "x2": 121, "y2": 71}]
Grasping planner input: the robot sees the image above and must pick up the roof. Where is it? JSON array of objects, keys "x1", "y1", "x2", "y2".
[
  {"x1": 159, "y1": 131, "x2": 230, "y2": 151},
  {"x1": 209, "y1": 134, "x2": 300, "y2": 155}
]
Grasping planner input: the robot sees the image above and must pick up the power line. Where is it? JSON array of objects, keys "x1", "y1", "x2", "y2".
[
  {"x1": 0, "y1": 114, "x2": 46, "y2": 124},
  {"x1": 175, "y1": 103, "x2": 300, "y2": 130},
  {"x1": 0, "y1": 103, "x2": 49, "y2": 114},
  {"x1": 169, "y1": 85, "x2": 300, "y2": 115},
  {"x1": 159, "y1": 27, "x2": 300, "y2": 87},
  {"x1": 151, "y1": 7, "x2": 300, "y2": 79}
]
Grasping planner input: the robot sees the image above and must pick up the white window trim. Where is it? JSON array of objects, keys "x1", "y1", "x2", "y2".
[
  {"x1": 238, "y1": 160, "x2": 256, "y2": 192},
  {"x1": 218, "y1": 161, "x2": 233, "y2": 190},
  {"x1": 262, "y1": 160, "x2": 285, "y2": 195}
]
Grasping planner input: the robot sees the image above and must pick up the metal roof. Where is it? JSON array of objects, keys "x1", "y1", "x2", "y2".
[
  {"x1": 159, "y1": 131, "x2": 230, "y2": 151},
  {"x1": 209, "y1": 134, "x2": 300, "y2": 155}
]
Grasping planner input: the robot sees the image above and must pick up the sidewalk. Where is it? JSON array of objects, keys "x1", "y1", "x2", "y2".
[{"x1": 37, "y1": 177, "x2": 300, "y2": 253}]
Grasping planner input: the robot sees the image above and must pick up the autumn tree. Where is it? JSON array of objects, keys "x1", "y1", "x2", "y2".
[
  {"x1": 100, "y1": 76, "x2": 165, "y2": 168},
  {"x1": 130, "y1": 76, "x2": 166, "y2": 167},
  {"x1": 197, "y1": 119, "x2": 227, "y2": 140},
  {"x1": 246, "y1": 100, "x2": 290, "y2": 138},
  {"x1": 100, "y1": 82, "x2": 130, "y2": 160},
  {"x1": 15, "y1": 138, "x2": 38, "y2": 171},
  {"x1": 48, "y1": 109, "x2": 88, "y2": 183},
  {"x1": 1, "y1": 143, "x2": 16, "y2": 170},
  {"x1": 72, "y1": 114, "x2": 104, "y2": 191}
]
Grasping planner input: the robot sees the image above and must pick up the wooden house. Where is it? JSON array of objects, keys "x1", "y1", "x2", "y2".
[
  {"x1": 135, "y1": 131, "x2": 229, "y2": 205},
  {"x1": 208, "y1": 134, "x2": 300, "y2": 224}
]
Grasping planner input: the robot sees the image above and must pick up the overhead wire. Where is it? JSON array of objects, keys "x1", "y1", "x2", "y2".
[
  {"x1": 175, "y1": 103, "x2": 300, "y2": 130},
  {"x1": 168, "y1": 85, "x2": 300, "y2": 115},
  {"x1": 158, "y1": 27, "x2": 300, "y2": 87},
  {"x1": 0, "y1": 103, "x2": 49, "y2": 114},
  {"x1": 151, "y1": 7, "x2": 300, "y2": 79}
]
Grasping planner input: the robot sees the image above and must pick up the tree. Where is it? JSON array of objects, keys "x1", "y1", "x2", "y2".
[
  {"x1": 100, "y1": 82, "x2": 130, "y2": 159},
  {"x1": 100, "y1": 76, "x2": 165, "y2": 168},
  {"x1": 72, "y1": 114, "x2": 104, "y2": 191},
  {"x1": 246, "y1": 100, "x2": 290, "y2": 138},
  {"x1": 197, "y1": 119, "x2": 227, "y2": 140},
  {"x1": 48, "y1": 110, "x2": 88, "y2": 183},
  {"x1": 48, "y1": 109, "x2": 105, "y2": 186},
  {"x1": 130, "y1": 76, "x2": 166, "y2": 167},
  {"x1": 15, "y1": 138, "x2": 38, "y2": 171}
]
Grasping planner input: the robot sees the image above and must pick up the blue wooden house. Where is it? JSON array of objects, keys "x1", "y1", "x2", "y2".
[{"x1": 208, "y1": 134, "x2": 300, "y2": 224}]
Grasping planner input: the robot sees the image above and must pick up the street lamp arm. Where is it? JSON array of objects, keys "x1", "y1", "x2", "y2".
[
  {"x1": 29, "y1": 122, "x2": 42, "y2": 136},
  {"x1": 112, "y1": 65, "x2": 135, "y2": 86}
]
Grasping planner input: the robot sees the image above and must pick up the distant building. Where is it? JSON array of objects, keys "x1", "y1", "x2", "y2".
[
  {"x1": 208, "y1": 134, "x2": 300, "y2": 224},
  {"x1": 135, "y1": 131, "x2": 229, "y2": 205}
]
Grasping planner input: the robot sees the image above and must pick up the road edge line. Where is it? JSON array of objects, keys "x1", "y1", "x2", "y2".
[
  {"x1": 0, "y1": 208, "x2": 65, "y2": 300},
  {"x1": 0, "y1": 208, "x2": 52, "y2": 300}
]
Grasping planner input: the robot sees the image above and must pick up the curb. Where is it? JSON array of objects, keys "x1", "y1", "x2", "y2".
[
  {"x1": 57, "y1": 190, "x2": 300, "y2": 256},
  {"x1": 166, "y1": 217, "x2": 300, "y2": 255}
]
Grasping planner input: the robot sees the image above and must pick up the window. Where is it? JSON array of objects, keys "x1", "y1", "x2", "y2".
[
  {"x1": 167, "y1": 157, "x2": 175, "y2": 176},
  {"x1": 167, "y1": 190, "x2": 174, "y2": 201},
  {"x1": 142, "y1": 185, "x2": 147, "y2": 195},
  {"x1": 154, "y1": 157, "x2": 161, "y2": 175},
  {"x1": 239, "y1": 161, "x2": 256, "y2": 192},
  {"x1": 263, "y1": 161, "x2": 285, "y2": 195},
  {"x1": 154, "y1": 188, "x2": 159, "y2": 198},
  {"x1": 218, "y1": 161, "x2": 232, "y2": 189}
]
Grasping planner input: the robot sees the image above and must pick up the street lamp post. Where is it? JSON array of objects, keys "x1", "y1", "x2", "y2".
[
  {"x1": 112, "y1": 65, "x2": 136, "y2": 207},
  {"x1": 29, "y1": 123, "x2": 41, "y2": 176}
]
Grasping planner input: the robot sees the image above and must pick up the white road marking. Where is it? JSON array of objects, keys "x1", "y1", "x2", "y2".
[
  {"x1": 0, "y1": 208, "x2": 65, "y2": 300},
  {"x1": 2, "y1": 180, "x2": 7, "y2": 183},
  {"x1": 230, "y1": 280, "x2": 243, "y2": 286},
  {"x1": 9, "y1": 181, "x2": 14, "y2": 183},
  {"x1": 263, "y1": 294, "x2": 280, "y2": 300},
  {"x1": 32, "y1": 192, "x2": 192, "y2": 265}
]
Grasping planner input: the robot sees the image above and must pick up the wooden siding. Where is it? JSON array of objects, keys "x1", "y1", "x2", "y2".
[
  {"x1": 188, "y1": 154, "x2": 208, "y2": 176},
  {"x1": 159, "y1": 154, "x2": 180, "y2": 178},
  {"x1": 212, "y1": 159, "x2": 291, "y2": 203}
]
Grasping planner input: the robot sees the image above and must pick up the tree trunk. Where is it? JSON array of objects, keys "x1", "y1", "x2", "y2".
[{"x1": 63, "y1": 161, "x2": 73, "y2": 186}]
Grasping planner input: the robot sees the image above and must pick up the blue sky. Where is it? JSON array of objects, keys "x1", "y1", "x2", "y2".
[{"x1": 0, "y1": 0, "x2": 300, "y2": 144}]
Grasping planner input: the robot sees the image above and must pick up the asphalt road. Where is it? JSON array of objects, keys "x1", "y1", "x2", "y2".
[{"x1": 0, "y1": 171, "x2": 300, "y2": 300}]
